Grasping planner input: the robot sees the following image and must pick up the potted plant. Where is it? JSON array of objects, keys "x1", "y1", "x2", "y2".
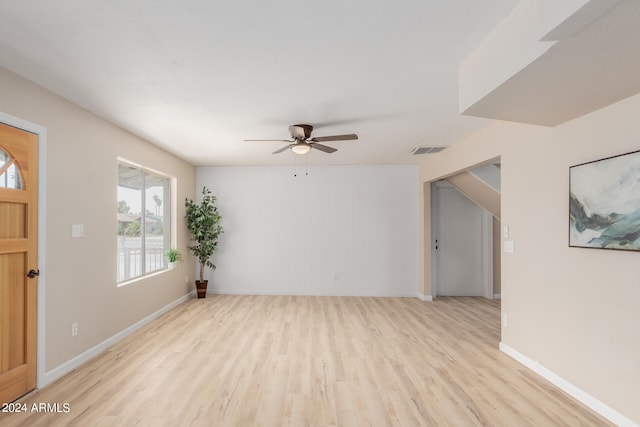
[
  {"x1": 185, "y1": 186, "x2": 223, "y2": 298},
  {"x1": 166, "y1": 247, "x2": 182, "y2": 269}
]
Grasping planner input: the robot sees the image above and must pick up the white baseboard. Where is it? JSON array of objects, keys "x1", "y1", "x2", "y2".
[
  {"x1": 417, "y1": 292, "x2": 433, "y2": 301},
  {"x1": 499, "y1": 342, "x2": 638, "y2": 427},
  {"x1": 42, "y1": 292, "x2": 194, "y2": 387},
  {"x1": 493, "y1": 293, "x2": 501, "y2": 299},
  {"x1": 208, "y1": 288, "x2": 417, "y2": 298}
]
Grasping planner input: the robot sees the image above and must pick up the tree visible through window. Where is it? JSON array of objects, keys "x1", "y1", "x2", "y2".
[{"x1": 117, "y1": 162, "x2": 171, "y2": 283}]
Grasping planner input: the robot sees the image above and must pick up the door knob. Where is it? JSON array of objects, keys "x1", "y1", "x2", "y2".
[{"x1": 27, "y1": 269, "x2": 40, "y2": 278}]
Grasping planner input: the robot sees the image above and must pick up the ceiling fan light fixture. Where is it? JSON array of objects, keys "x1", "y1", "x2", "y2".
[{"x1": 291, "y1": 143, "x2": 311, "y2": 155}]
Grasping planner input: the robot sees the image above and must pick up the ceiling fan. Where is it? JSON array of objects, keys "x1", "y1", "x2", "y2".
[{"x1": 245, "y1": 124, "x2": 358, "y2": 155}]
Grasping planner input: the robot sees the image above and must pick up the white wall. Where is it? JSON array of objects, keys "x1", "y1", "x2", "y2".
[
  {"x1": 197, "y1": 165, "x2": 419, "y2": 297},
  {"x1": 419, "y1": 93, "x2": 640, "y2": 425}
]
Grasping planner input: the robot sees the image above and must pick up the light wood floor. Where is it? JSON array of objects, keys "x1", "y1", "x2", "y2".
[{"x1": 3, "y1": 295, "x2": 611, "y2": 426}]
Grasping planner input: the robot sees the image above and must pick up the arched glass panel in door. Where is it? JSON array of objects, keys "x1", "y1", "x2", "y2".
[{"x1": 0, "y1": 147, "x2": 23, "y2": 189}]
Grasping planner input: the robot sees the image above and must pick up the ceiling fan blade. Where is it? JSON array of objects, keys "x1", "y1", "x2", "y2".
[
  {"x1": 272, "y1": 145, "x2": 292, "y2": 154},
  {"x1": 309, "y1": 134, "x2": 358, "y2": 143},
  {"x1": 244, "y1": 139, "x2": 292, "y2": 142},
  {"x1": 309, "y1": 142, "x2": 337, "y2": 153}
]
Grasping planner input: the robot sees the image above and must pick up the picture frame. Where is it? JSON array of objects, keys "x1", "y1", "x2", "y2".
[{"x1": 569, "y1": 149, "x2": 640, "y2": 251}]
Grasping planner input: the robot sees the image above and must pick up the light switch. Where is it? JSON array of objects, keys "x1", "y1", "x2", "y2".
[
  {"x1": 503, "y1": 225, "x2": 509, "y2": 238},
  {"x1": 504, "y1": 240, "x2": 515, "y2": 253},
  {"x1": 71, "y1": 224, "x2": 84, "y2": 238}
]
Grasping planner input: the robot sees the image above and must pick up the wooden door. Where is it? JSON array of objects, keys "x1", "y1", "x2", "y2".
[{"x1": 0, "y1": 122, "x2": 38, "y2": 404}]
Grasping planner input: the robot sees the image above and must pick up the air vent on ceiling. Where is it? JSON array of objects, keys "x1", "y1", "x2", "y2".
[{"x1": 411, "y1": 146, "x2": 446, "y2": 155}]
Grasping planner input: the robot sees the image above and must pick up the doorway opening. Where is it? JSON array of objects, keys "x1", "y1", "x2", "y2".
[{"x1": 432, "y1": 181, "x2": 493, "y2": 297}]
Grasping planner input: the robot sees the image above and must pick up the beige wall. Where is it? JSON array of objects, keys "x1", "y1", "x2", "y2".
[
  {"x1": 0, "y1": 67, "x2": 196, "y2": 373},
  {"x1": 420, "y1": 93, "x2": 640, "y2": 423}
]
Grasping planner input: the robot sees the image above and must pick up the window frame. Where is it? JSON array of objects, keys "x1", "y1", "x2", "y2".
[{"x1": 117, "y1": 159, "x2": 175, "y2": 285}]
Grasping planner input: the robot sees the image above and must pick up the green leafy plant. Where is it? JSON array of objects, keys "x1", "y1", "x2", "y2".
[
  {"x1": 124, "y1": 221, "x2": 141, "y2": 237},
  {"x1": 185, "y1": 186, "x2": 223, "y2": 282},
  {"x1": 166, "y1": 247, "x2": 182, "y2": 263}
]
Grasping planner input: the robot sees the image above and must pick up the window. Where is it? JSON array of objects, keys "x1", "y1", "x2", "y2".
[
  {"x1": 0, "y1": 147, "x2": 22, "y2": 189},
  {"x1": 117, "y1": 161, "x2": 171, "y2": 283}
]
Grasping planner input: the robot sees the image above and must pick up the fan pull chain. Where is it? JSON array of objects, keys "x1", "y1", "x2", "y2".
[
  {"x1": 292, "y1": 152, "x2": 310, "y2": 177},
  {"x1": 293, "y1": 152, "x2": 298, "y2": 177}
]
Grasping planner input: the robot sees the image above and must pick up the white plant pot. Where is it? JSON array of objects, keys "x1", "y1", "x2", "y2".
[{"x1": 168, "y1": 262, "x2": 175, "y2": 269}]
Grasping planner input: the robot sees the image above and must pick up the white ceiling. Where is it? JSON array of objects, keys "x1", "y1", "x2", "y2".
[{"x1": 0, "y1": 0, "x2": 520, "y2": 166}]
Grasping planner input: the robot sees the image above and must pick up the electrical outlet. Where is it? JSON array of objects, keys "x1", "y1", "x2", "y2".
[
  {"x1": 504, "y1": 240, "x2": 515, "y2": 254},
  {"x1": 71, "y1": 322, "x2": 78, "y2": 337},
  {"x1": 502, "y1": 315, "x2": 508, "y2": 328},
  {"x1": 71, "y1": 224, "x2": 84, "y2": 238}
]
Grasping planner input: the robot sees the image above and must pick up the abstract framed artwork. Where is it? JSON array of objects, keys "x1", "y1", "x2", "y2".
[{"x1": 569, "y1": 149, "x2": 640, "y2": 251}]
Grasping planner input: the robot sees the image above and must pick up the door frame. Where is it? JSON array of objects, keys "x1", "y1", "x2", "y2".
[
  {"x1": 0, "y1": 111, "x2": 47, "y2": 390},
  {"x1": 431, "y1": 180, "x2": 493, "y2": 299}
]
